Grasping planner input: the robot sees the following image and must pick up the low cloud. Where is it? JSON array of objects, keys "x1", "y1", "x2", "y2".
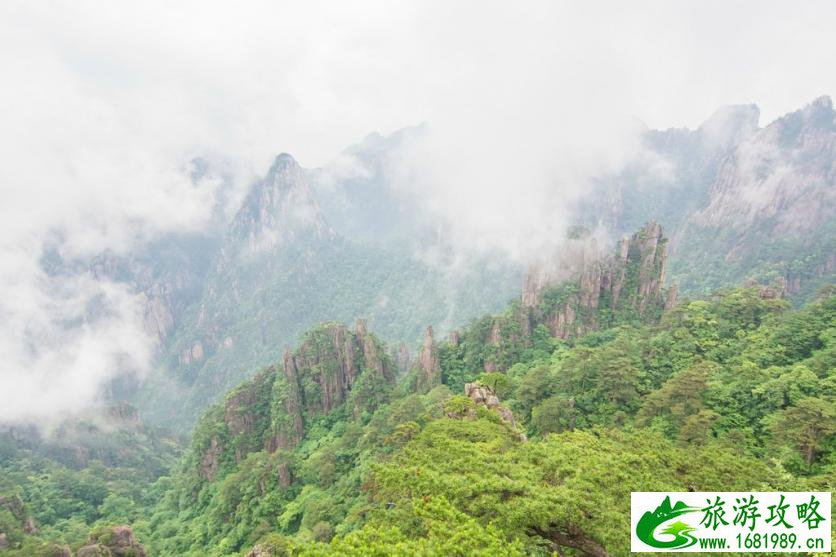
[{"x1": 0, "y1": 0, "x2": 834, "y2": 425}]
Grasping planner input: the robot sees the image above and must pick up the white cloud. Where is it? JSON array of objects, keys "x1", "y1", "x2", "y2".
[{"x1": 0, "y1": 0, "x2": 834, "y2": 424}]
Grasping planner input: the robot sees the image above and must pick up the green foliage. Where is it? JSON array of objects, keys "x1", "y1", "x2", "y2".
[
  {"x1": 363, "y1": 418, "x2": 788, "y2": 555},
  {"x1": 476, "y1": 372, "x2": 514, "y2": 399},
  {"x1": 442, "y1": 396, "x2": 475, "y2": 418},
  {"x1": 3, "y1": 286, "x2": 833, "y2": 556}
]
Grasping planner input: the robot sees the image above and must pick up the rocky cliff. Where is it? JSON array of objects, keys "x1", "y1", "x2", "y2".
[
  {"x1": 140, "y1": 147, "x2": 521, "y2": 428},
  {"x1": 578, "y1": 96, "x2": 835, "y2": 301},
  {"x1": 273, "y1": 320, "x2": 394, "y2": 449},
  {"x1": 412, "y1": 326, "x2": 441, "y2": 393},
  {"x1": 526, "y1": 221, "x2": 671, "y2": 337},
  {"x1": 440, "y1": 222, "x2": 674, "y2": 375},
  {"x1": 462, "y1": 382, "x2": 526, "y2": 441},
  {"x1": 194, "y1": 320, "x2": 395, "y2": 483},
  {"x1": 224, "y1": 153, "x2": 334, "y2": 261},
  {"x1": 671, "y1": 96, "x2": 835, "y2": 298}
]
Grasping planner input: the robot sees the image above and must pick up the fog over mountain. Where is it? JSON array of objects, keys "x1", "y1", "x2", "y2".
[
  {"x1": 2, "y1": 4, "x2": 836, "y2": 557},
  {"x1": 1, "y1": 1, "x2": 835, "y2": 427}
]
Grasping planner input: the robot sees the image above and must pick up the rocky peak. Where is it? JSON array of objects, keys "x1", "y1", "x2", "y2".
[
  {"x1": 413, "y1": 326, "x2": 441, "y2": 393},
  {"x1": 272, "y1": 322, "x2": 395, "y2": 450},
  {"x1": 197, "y1": 321, "x2": 397, "y2": 481},
  {"x1": 522, "y1": 227, "x2": 602, "y2": 308},
  {"x1": 697, "y1": 103, "x2": 760, "y2": 151},
  {"x1": 460, "y1": 382, "x2": 526, "y2": 441},
  {"x1": 692, "y1": 95, "x2": 835, "y2": 237},
  {"x1": 397, "y1": 343, "x2": 413, "y2": 373},
  {"x1": 801, "y1": 95, "x2": 834, "y2": 128},
  {"x1": 226, "y1": 153, "x2": 333, "y2": 256},
  {"x1": 523, "y1": 221, "x2": 669, "y2": 317},
  {"x1": 630, "y1": 221, "x2": 668, "y2": 314},
  {"x1": 481, "y1": 223, "x2": 673, "y2": 368}
]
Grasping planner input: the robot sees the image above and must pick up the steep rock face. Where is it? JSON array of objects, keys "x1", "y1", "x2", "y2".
[
  {"x1": 413, "y1": 326, "x2": 441, "y2": 393},
  {"x1": 576, "y1": 103, "x2": 760, "y2": 238},
  {"x1": 139, "y1": 144, "x2": 522, "y2": 429},
  {"x1": 670, "y1": 97, "x2": 835, "y2": 297},
  {"x1": 525, "y1": 221, "x2": 671, "y2": 339},
  {"x1": 578, "y1": 95, "x2": 834, "y2": 301},
  {"x1": 277, "y1": 321, "x2": 394, "y2": 434},
  {"x1": 86, "y1": 234, "x2": 216, "y2": 347},
  {"x1": 196, "y1": 321, "x2": 395, "y2": 481},
  {"x1": 691, "y1": 96, "x2": 834, "y2": 236},
  {"x1": 154, "y1": 153, "x2": 340, "y2": 422},
  {"x1": 522, "y1": 229, "x2": 603, "y2": 308},
  {"x1": 394, "y1": 342, "x2": 412, "y2": 373},
  {"x1": 225, "y1": 154, "x2": 334, "y2": 258},
  {"x1": 467, "y1": 223, "x2": 673, "y2": 374}
]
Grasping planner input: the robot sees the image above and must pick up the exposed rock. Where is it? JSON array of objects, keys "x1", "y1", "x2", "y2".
[
  {"x1": 524, "y1": 222, "x2": 673, "y2": 342},
  {"x1": 751, "y1": 279, "x2": 787, "y2": 300},
  {"x1": 76, "y1": 546, "x2": 110, "y2": 557},
  {"x1": 0, "y1": 494, "x2": 36, "y2": 534},
  {"x1": 223, "y1": 370, "x2": 275, "y2": 463},
  {"x1": 356, "y1": 319, "x2": 395, "y2": 384},
  {"x1": 51, "y1": 546, "x2": 72, "y2": 557},
  {"x1": 469, "y1": 223, "x2": 675, "y2": 374},
  {"x1": 139, "y1": 287, "x2": 175, "y2": 343},
  {"x1": 269, "y1": 322, "x2": 395, "y2": 451},
  {"x1": 277, "y1": 461, "x2": 293, "y2": 488},
  {"x1": 694, "y1": 96, "x2": 834, "y2": 236},
  {"x1": 413, "y1": 326, "x2": 441, "y2": 393},
  {"x1": 179, "y1": 340, "x2": 206, "y2": 366},
  {"x1": 394, "y1": 342, "x2": 412, "y2": 373},
  {"x1": 200, "y1": 436, "x2": 222, "y2": 481},
  {"x1": 522, "y1": 229, "x2": 602, "y2": 308},
  {"x1": 86, "y1": 235, "x2": 213, "y2": 348},
  {"x1": 463, "y1": 382, "x2": 527, "y2": 441},
  {"x1": 226, "y1": 153, "x2": 334, "y2": 258},
  {"x1": 671, "y1": 96, "x2": 835, "y2": 296},
  {"x1": 246, "y1": 544, "x2": 274, "y2": 557},
  {"x1": 245, "y1": 536, "x2": 295, "y2": 557},
  {"x1": 78, "y1": 525, "x2": 147, "y2": 557}
]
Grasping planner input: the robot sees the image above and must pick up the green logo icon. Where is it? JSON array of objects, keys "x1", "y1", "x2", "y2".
[{"x1": 636, "y1": 496, "x2": 700, "y2": 549}]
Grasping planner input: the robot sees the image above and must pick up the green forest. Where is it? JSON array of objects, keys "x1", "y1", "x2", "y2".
[
  {"x1": 2, "y1": 267, "x2": 833, "y2": 555},
  {"x1": 3, "y1": 6, "x2": 835, "y2": 556}
]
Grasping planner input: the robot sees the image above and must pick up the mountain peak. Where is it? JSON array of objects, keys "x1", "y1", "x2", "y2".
[
  {"x1": 226, "y1": 153, "x2": 332, "y2": 256},
  {"x1": 809, "y1": 94, "x2": 833, "y2": 111},
  {"x1": 698, "y1": 103, "x2": 760, "y2": 149},
  {"x1": 269, "y1": 152, "x2": 299, "y2": 172},
  {"x1": 801, "y1": 94, "x2": 834, "y2": 128}
]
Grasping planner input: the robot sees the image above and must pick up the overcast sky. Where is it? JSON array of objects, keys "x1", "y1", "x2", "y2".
[{"x1": 0, "y1": 0, "x2": 833, "y2": 425}]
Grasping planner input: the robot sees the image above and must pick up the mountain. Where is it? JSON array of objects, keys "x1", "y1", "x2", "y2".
[
  {"x1": 579, "y1": 95, "x2": 835, "y2": 302},
  {"x1": 673, "y1": 96, "x2": 835, "y2": 298},
  {"x1": 55, "y1": 96, "x2": 828, "y2": 430},
  {"x1": 3, "y1": 88, "x2": 835, "y2": 553},
  {"x1": 117, "y1": 223, "x2": 832, "y2": 556},
  {"x1": 136, "y1": 150, "x2": 521, "y2": 426}
]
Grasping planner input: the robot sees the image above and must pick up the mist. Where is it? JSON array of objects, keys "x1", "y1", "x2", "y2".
[{"x1": 1, "y1": 0, "x2": 834, "y2": 425}]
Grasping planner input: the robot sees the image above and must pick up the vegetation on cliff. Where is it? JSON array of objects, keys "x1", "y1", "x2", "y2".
[{"x1": 2, "y1": 224, "x2": 833, "y2": 556}]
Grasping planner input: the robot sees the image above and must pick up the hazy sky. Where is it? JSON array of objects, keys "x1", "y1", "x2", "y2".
[{"x1": 0, "y1": 0, "x2": 833, "y2": 425}]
